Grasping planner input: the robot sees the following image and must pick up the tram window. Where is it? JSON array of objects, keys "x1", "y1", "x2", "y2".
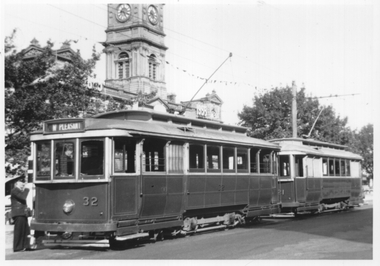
[
  {"x1": 80, "y1": 139, "x2": 104, "y2": 178},
  {"x1": 329, "y1": 158, "x2": 335, "y2": 176},
  {"x1": 207, "y1": 145, "x2": 221, "y2": 172},
  {"x1": 143, "y1": 138, "x2": 166, "y2": 172},
  {"x1": 335, "y1": 159, "x2": 341, "y2": 176},
  {"x1": 237, "y1": 148, "x2": 248, "y2": 173},
  {"x1": 250, "y1": 148, "x2": 259, "y2": 173},
  {"x1": 223, "y1": 146, "x2": 235, "y2": 172},
  {"x1": 114, "y1": 138, "x2": 136, "y2": 173},
  {"x1": 36, "y1": 141, "x2": 51, "y2": 180},
  {"x1": 260, "y1": 150, "x2": 271, "y2": 173},
  {"x1": 340, "y1": 160, "x2": 346, "y2": 176},
  {"x1": 272, "y1": 152, "x2": 278, "y2": 175},
  {"x1": 189, "y1": 144, "x2": 205, "y2": 172},
  {"x1": 346, "y1": 160, "x2": 351, "y2": 176},
  {"x1": 295, "y1": 155, "x2": 304, "y2": 177},
  {"x1": 279, "y1": 155, "x2": 290, "y2": 177},
  {"x1": 168, "y1": 142, "x2": 184, "y2": 173},
  {"x1": 54, "y1": 140, "x2": 75, "y2": 180},
  {"x1": 322, "y1": 158, "x2": 328, "y2": 176}
]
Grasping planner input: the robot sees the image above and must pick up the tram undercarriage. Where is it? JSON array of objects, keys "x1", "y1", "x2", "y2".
[{"x1": 33, "y1": 204, "x2": 280, "y2": 249}]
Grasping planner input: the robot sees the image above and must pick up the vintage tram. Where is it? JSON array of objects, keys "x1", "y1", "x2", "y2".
[
  {"x1": 271, "y1": 137, "x2": 363, "y2": 215},
  {"x1": 29, "y1": 109, "x2": 280, "y2": 248}
]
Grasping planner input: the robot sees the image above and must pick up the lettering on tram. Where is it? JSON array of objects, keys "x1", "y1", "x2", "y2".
[{"x1": 44, "y1": 120, "x2": 85, "y2": 133}]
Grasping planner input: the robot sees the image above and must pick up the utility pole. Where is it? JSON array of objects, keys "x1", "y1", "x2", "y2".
[{"x1": 292, "y1": 81, "x2": 297, "y2": 138}]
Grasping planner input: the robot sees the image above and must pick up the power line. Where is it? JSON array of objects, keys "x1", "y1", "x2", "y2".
[
  {"x1": 4, "y1": 4, "x2": 286, "y2": 88},
  {"x1": 104, "y1": 4, "x2": 277, "y2": 73},
  {"x1": 48, "y1": 4, "x2": 106, "y2": 29},
  {"x1": 308, "y1": 93, "x2": 360, "y2": 99}
]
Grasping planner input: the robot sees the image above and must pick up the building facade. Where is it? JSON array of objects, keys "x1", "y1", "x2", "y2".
[
  {"x1": 21, "y1": 4, "x2": 224, "y2": 122},
  {"x1": 102, "y1": 4, "x2": 168, "y2": 100}
]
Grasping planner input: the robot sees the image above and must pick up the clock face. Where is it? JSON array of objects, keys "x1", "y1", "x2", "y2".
[
  {"x1": 117, "y1": 4, "x2": 131, "y2": 22},
  {"x1": 148, "y1": 5, "x2": 158, "y2": 25}
]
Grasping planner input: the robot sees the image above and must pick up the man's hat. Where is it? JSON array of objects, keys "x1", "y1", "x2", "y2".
[{"x1": 15, "y1": 175, "x2": 26, "y2": 183}]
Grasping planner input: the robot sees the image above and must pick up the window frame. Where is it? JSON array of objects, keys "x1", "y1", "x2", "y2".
[
  {"x1": 222, "y1": 146, "x2": 236, "y2": 173},
  {"x1": 279, "y1": 154, "x2": 291, "y2": 178},
  {"x1": 259, "y1": 149, "x2": 273, "y2": 174},
  {"x1": 53, "y1": 139, "x2": 76, "y2": 180},
  {"x1": 237, "y1": 148, "x2": 249, "y2": 173},
  {"x1": 168, "y1": 141, "x2": 184, "y2": 174},
  {"x1": 142, "y1": 137, "x2": 167, "y2": 173},
  {"x1": 206, "y1": 144, "x2": 221, "y2": 173},
  {"x1": 115, "y1": 52, "x2": 131, "y2": 79},
  {"x1": 189, "y1": 143, "x2": 206, "y2": 173},
  {"x1": 148, "y1": 54, "x2": 158, "y2": 80},
  {"x1": 250, "y1": 148, "x2": 260, "y2": 174},
  {"x1": 35, "y1": 140, "x2": 53, "y2": 181},
  {"x1": 79, "y1": 138, "x2": 106, "y2": 180},
  {"x1": 113, "y1": 137, "x2": 137, "y2": 175}
]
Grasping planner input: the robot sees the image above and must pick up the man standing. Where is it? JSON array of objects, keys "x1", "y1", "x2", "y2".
[{"x1": 11, "y1": 176, "x2": 31, "y2": 252}]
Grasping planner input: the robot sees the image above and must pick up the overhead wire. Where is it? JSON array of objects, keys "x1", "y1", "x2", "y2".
[
  {"x1": 5, "y1": 3, "x2": 269, "y2": 84},
  {"x1": 5, "y1": 4, "x2": 361, "y2": 100}
]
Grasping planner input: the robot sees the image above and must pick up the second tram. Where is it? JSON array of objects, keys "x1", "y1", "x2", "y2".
[{"x1": 271, "y1": 137, "x2": 363, "y2": 214}]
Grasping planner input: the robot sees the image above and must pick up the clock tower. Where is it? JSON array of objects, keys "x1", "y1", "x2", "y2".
[{"x1": 103, "y1": 4, "x2": 168, "y2": 100}]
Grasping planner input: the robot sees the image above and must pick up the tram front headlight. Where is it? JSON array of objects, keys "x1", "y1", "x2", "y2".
[{"x1": 63, "y1": 200, "x2": 75, "y2": 214}]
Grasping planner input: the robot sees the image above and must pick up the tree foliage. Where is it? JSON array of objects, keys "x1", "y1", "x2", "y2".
[
  {"x1": 4, "y1": 30, "x2": 159, "y2": 176},
  {"x1": 238, "y1": 86, "x2": 354, "y2": 146},
  {"x1": 238, "y1": 85, "x2": 374, "y2": 179},
  {"x1": 350, "y1": 124, "x2": 373, "y2": 179},
  {"x1": 4, "y1": 31, "x2": 101, "y2": 174}
]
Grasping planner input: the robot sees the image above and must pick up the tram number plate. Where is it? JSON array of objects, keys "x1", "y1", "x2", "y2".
[{"x1": 83, "y1": 197, "x2": 98, "y2": 206}]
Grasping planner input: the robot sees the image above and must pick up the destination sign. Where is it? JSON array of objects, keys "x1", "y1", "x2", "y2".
[{"x1": 45, "y1": 121, "x2": 85, "y2": 133}]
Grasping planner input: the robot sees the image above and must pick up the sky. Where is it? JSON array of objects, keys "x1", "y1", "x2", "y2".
[{"x1": 2, "y1": 0, "x2": 379, "y2": 131}]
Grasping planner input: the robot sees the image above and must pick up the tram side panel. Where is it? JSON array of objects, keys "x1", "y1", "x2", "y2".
[
  {"x1": 320, "y1": 159, "x2": 362, "y2": 205},
  {"x1": 187, "y1": 174, "x2": 249, "y2": 209},
  {"x1": 33, "y1": 182, "x2": 110, "y2": 232},
  {"x1": 111, "y1": 175, "x2": 139, "y2": 219},
  {"x1": 140, "y1": 174, "x2": 184, "y2": 218}
]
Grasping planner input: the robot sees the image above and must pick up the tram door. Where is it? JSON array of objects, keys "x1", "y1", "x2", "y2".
[
  {"x1": 139, "y1": 139, "x2": 184, "y2": 219},
  {"x1": 279, "y1": 155, "x2": 295, "y2": 204},
  {"x1": 294, "y1": 155, "x2": 306, "y2": 203},
  {"x1": 305, "y1": 157, "x2": 322, "y2": 203},
  {"x1": 111, "y1": 138, "x2": 140, "y2": 220}
]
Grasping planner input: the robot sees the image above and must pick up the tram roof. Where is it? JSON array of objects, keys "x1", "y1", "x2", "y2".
[
  {"x1": 35, "y1": 110, "x2": 279, "y2": 149},
  {"x1": 269, "y1": 137, "x2": 362, "y2": 160}
]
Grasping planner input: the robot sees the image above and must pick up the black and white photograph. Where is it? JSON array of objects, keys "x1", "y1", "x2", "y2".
[{"x1": 2, "y1": 0, "x2": 377, "y2": 263}]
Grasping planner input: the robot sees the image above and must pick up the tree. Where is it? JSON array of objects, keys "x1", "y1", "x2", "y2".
[
  {"x1": 5, "y1": 31, "x2": 160, "y2": 176},
  {"x1": 238, "y1": 85, "x2": 354, "y2": 146},
  {"x1": 5, "y1": 31, "x2": 101, "y2": 175},
  {"x1": 351, "y1": 124, "x2": 373, "y2": 180}
]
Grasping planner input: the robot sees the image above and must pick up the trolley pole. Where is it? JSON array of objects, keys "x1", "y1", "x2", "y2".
[
  {"x1": 292, "y1": 81, "x2": 297, "y2": 138},
  {"x1": 180, "y1": 53, "x2": 233, "y2": 115}
]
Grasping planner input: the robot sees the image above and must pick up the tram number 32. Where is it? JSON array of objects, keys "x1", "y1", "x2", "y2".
[{"x1": 83, "y1": 197, "x2": 98, "y2": 206}]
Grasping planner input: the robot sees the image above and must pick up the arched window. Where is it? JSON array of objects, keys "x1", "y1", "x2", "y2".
[
  {"x1": 148, "y1": 54, "x2": 157, "y2": 80},
  {"x1": 116, "y1": 52, "x2": 130, "y2": 79}
]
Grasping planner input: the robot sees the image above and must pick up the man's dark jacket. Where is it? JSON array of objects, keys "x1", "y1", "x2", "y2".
[{"x1": 11, "y1": 187, "x2": 29, "y2": 218}]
